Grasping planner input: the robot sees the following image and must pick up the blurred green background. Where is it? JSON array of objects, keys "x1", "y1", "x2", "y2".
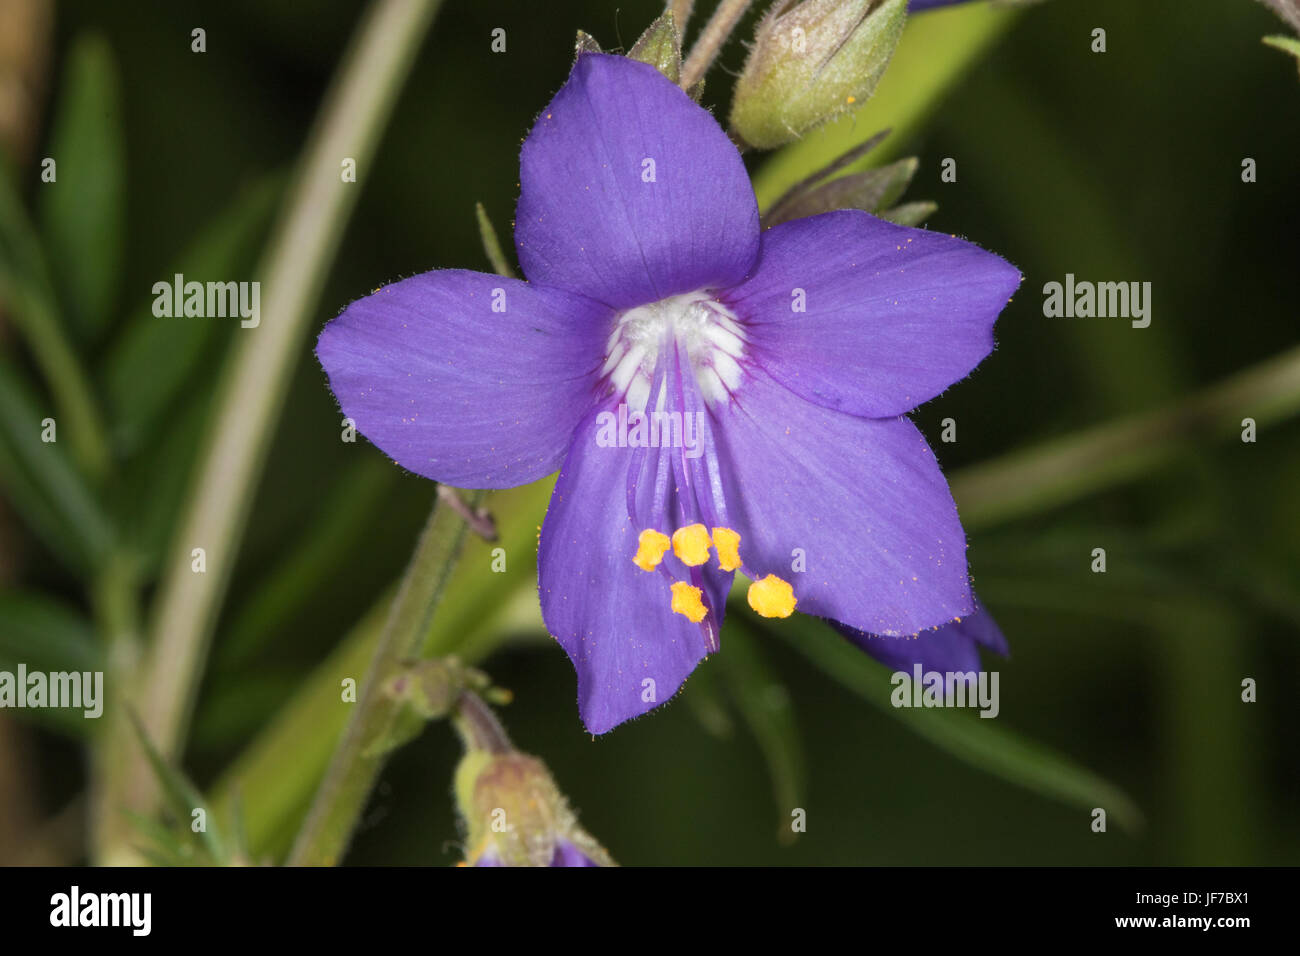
[{"x1": 1, "y1": 0, "x2": 1297, "y2": 865}]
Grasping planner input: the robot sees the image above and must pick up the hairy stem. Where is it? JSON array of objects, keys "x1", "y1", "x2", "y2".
[
  {"x1": 453, "y1": 689, "x2": 513, "y2": 755},
  {"x1": 670, "y1": 0, "x2": 698, "y2": 37},
  {"x1": 288, "y1": 490, "x2": 482, "y2": 866},
  {"x1": 680, "y1": 0, "x2": 754, "y2": 89}
]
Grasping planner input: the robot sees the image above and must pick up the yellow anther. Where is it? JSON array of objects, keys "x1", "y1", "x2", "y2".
[
  {"x1": 747, "y1": 575, "x2": 797, "y2": 619},
  {"x1": 671, "y1": 523, "x2": 711, "y2": 566},
  {"x1": 632, "y1": 529, "x2": 671, "y2": 571},
  {"x1": 670, "y1": 582, "x2": 708, "y2": 623},
  {"x1": 711, "y1": 526, "x2": 742, "y2": 572}
]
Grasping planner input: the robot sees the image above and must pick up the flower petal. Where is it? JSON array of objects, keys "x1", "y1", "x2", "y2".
[
  {"x1": 833, "y1": 597, "x2": 1007, "y2": 674},
  {"x1": 316, "y1": 270, "x2": 609, "y2": 489},
  {"x1": 516, "y1": 53, "x2": 760, "y2": 309},
  {"x1": 722, "y1": 210, "x2": 1021, "y2": 418},
  {"x1": 538, "y1": 404, "x2": 732, "y2": 735},
  {"x1": 711, "y1": 369, "x2": 972, "y2": 635}
]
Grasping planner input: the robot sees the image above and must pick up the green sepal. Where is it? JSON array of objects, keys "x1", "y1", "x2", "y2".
[
  {"x1": 574, "y1": 30, "x2": 603, "y2": 57},
  {"x1": 628, "y1": 11, "x2": 683, "y2": 85}
]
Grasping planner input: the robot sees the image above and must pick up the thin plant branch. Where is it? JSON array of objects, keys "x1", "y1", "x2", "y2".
[
  {"x1": 670, "y1": 0, "x2": 698, "y2": 37},
  {"x1": 93, "y1": 0, "x2": 445, "y2": 864},
  {"x1": 680, "y1": 0, "x2": 754, "y2": 89},
  {"x1": 951, "y1": 342, "x2": 1300, "y2": 529},
  {"x1": 288, "y1": 491, "x2": 482, "y2": 866}
]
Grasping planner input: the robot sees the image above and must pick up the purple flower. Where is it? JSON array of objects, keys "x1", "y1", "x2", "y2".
[{"x1": 316, "y1": 54, "x2": 1020, "y2": 735}]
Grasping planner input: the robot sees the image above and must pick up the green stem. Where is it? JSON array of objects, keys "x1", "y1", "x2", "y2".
[
  {"x1": 87, "y1": 550, "x2": 142, "y2": 861},
  {"x1": 212, "y1": 591, "x2": 392, "y2": 861},
  {"x1": 95, "y1": 0, "x2": 443, "y2": 864},
  {"x1": 680, "y1": 0, "x2": 753, "y2": 89},
  {"x1": 288, "y1": 489, "x2": 482, "y2": 866},
  {"x1": 453, "y1": 689, "x2": 513, "y2": 755},
  {"x1": 1155, "y1": 601, "x2": 1255, "y2": 863},
  {"x1": 951, "y1": 343, "x2": 1300, "y2": 531},
  {"x1": 208, "y1": 480, "x2": 549, "y2": 861}
]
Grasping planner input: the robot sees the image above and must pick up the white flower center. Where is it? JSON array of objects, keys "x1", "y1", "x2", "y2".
[{"x1": 600, "y1": 291, "x2": 746, "y2": 411}]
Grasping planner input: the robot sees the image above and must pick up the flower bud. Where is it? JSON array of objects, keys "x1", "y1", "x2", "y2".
[
  {"x1": 730, "y1": 0, "x2": 908, "y2": 150},
  {"x1": 454, "y1": 750, "x2": 614, "y2": 867}
]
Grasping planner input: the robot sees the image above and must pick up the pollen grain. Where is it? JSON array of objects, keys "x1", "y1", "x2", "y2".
[
  {"x1": 632, "y1": 529, "x2": 671, "y2": 571},
  {"x1": 711, "y1": 526, "x2": 742, "y2": 571},
  {"x1": 670, "y1": 582, "x2": 708, "y2": 623},
  {"x1": 671, "y1": 523, "x2": 711, "y2": 566},
  {"x1": 747, "y1": 574, "x2": 797, "y2": 619}
]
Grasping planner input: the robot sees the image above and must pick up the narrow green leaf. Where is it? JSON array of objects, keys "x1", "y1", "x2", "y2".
[
  {"x1": 100, "y1": 175, "x2": 281, "y2": 455},
  {"x1": 110, "y1": 389, "x2": 209, "y2": 576},
  {"x1": 0, "y1": 158, "x2": 53, "y2": 285},
  {"x1": 190, "y1": 674, "x2": 295, "y2": 754},
  {"x1": 0, "y1": 590, "x2": 101, "y2": 673},
  {"x1": 1262, "y1": 34, "x2": 1300, "y2": 74},
  {"x1": 474, "y1": 201, "x2": 515, "y2": 278},
  {"x1": 210, "y1": 596, "x2": 390, "y2": 860},
  {"x1": 765, "y1": 614, "x2": 1144, "y2": 833},
  {"x1": 122, "y1": 810, "x2": 194, "y2": 866},
  {"x1": 39, "y1": 33, "x2": 126, "y2": 342},
  {"x1": 217, "y1": 457, "x2": 393, "y2": 669},
  {"x1": 0, "y1": 591, "x2": 102, "y2": 737},
  {"x1": 0, "y1": 158, "x2": 111, "y2": 478},
  {"x1": 0, "y1": 358, "x2": 115, "y2": 573},
  {"x1": 226, "y1": 790, "x2": 252, "y2": 864},
  {"x1": 127, "y1": 712, "x2": 228, "y2": 863}
]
